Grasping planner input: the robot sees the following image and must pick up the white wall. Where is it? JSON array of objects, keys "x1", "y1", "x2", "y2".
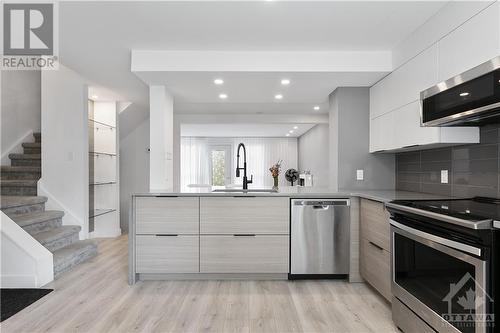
[
  {"x1": 1, "y1": 70, "x2": 41, "y2": 164},
  {"x1": 119, "y1": 118, "x2": 149, "y2": 233},
  {"x1": 40, "y1": 64, "x2": 89, "y2": 238},
  {"x1": 150, "y1": 86, "x2": 173, "y2": 190},
  {"x1": 297, "y1": 124, "x2": 329, "y2": 187},
  {"x1": 1, "y1": 212, "x2": 53, "y2": 288}
]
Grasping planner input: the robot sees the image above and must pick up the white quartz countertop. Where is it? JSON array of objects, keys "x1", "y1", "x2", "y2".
[{"x1": 134, "y1": 186, "x2": 455, "y2": 203}]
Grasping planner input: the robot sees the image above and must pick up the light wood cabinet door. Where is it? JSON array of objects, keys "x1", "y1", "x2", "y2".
[
  {"x1": 360, "y1": 237, "x2": 391, "y2": 302},
  {"x1": 200, "y1": 235, "x2": 289, "y2": 273},
  {"x1": 200, "y1": 197, "x2": 289, "y2": 234},
  {"x1": 135, "y1": 197, "x2": 199, "y2": 234},
  {"x1": 360, "y1": 199, "x2": 390, "y2": 251},
  {"x1": 136, "y1": 235, "x2": 199, "y2": 273}
]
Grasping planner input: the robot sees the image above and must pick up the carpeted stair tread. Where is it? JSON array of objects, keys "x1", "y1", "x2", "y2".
[
  {"x1": 0, "y1": 166, "x2": 41, "y2": 180},
  {"x1": 21, "y1": 142, "x2": 41, "y2": 149},
  {"x1": 0, "y1": 179, "x2": 38, "y2": 187},
  {"x1": 1, "y1": 166, "x2": 41, "y2": 173},
  {"x1": 1, "y1": 179, "x2": 38, "y2": 195},
  {"x1": 11, "y1": 210, "x2": 64, "y2": 229},
  {"x1": 0, "y1": 195, "x2": 47, "y2": 209},
  {"x1": 8, "y1": 154, "x2": 41, "y2": 160},
  {"x1": 32, "y1": 225, "x2": 81, "y2": 246},
  {"x1": 53, "y1": 240, "x2": 98, "y2": 277}
]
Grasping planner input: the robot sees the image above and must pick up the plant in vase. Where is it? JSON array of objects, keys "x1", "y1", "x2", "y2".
[{"x1": 269, "y1": 160, "x2": 282, "y2": 188}]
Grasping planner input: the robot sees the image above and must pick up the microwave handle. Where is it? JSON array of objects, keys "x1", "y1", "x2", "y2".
[{"x1": 390, "y1": 219, "x2": 481, "y2": 257}]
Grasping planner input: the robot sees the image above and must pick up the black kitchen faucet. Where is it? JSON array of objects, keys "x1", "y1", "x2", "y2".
[{"x1": 236, "y1": 143, "x2": 253, "y2": 190}]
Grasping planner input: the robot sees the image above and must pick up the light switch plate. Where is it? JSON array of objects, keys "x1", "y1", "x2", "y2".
[
  {"x1": 356, "y1": 169, "x2": 364, "y2": 181},
  {"x1": 441, "y1": 170, "x2": 449, "y2": 184}
]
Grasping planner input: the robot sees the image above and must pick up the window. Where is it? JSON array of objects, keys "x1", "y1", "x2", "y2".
[
  {"x1": 208, "y1": 145, "x2": 232, "y2": 186},
  {"x1": 211, "y1": 150, "x2": 226, "y2": 186}
]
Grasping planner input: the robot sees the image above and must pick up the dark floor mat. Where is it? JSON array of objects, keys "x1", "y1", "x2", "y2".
[{"x1": 1, "y1": 288, "x2": 53, "y2": 322}]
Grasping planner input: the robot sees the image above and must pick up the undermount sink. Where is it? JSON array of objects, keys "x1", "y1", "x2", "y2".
[{"x1": 212, "y1": 188, "x2": 278, "y2": 193}]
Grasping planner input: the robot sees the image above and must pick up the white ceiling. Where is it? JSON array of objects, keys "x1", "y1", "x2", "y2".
[
  {"x1": 135, "y1": 71, "x2": 384, "y2": 114},
  {"x1": 58, "y1": 1, "x2": 449, "y2": 133},
  {"x1": 181, "y1": 123, "x2": 316, "y2": 138}
]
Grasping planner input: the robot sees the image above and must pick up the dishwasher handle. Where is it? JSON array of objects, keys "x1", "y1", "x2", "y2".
[{"x1": 293, "y1": 199, "x2": 350, "y2": 206}]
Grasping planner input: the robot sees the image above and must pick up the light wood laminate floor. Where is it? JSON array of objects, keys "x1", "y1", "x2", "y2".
[{"x1": 1, "y1": 235, "x2": 398, "y2": 333}]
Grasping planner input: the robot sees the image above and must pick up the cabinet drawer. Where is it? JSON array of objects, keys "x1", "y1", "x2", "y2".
[
  {"x1": 360, "y1": 199, "x2": 390, "y2": 251},
  {"x1": 360, "y1": 237, "x2": 391, "y2": 301},
  {"x1": 200, "y1": 197, "x2": 289, "y2": 234},
  {"x1": 200, "y1": 235, "x2": 289, "y2": 273},
  {"x1": 392, "y1": 297, "x2": 435, "y2": 333},
  {"x1": 136, "y1": 235, "x2": 199, "y2": 273},
  {"x1": 135, "y1": 197, "x2": 199, "y2": 234}
]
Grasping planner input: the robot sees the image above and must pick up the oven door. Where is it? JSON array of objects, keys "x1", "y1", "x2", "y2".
[{"x1": 390, "y1": 219, "x2": 489, "y2": 333}]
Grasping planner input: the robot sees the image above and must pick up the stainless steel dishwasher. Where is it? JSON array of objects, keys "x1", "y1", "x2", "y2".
[{"x1": 291, "y1": 199, "x2": 350, "y2": 276}]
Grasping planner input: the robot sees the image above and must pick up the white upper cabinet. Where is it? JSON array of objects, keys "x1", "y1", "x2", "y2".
[
  {"x1": 438, "y1": 3, "x2": 500, "y2": 81},
  {"x1": 368, "y1": 4, "x2": 499, "y2": 152},
  {"x1": 370, "y1": 45, "x2": 438, "y2": 119},
  {"x1": 369, "y1": 101, "x2": 479, "y2": 153},
  {"x1": 393, "y1": 101, "x2": 440, "y2": 149},
  {"x1": 370, "y1": 111, "x2": 395, "y2": 152}
]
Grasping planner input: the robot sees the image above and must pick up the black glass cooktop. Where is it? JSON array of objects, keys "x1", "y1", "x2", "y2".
[{"x1": 391, "y1": 197, "x2": 500, "y2": 223}]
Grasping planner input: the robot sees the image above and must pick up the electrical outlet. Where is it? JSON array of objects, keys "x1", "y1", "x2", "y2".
[
  {"x1": 441, "y1": 170, "x2": 449, "y2": 184},
  {"x1": 356, "y1": 169, "x2": 364, "y2": 181}
]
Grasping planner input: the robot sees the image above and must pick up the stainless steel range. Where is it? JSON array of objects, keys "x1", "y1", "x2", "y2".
[{"x1": 386, "y1": 197, "x2": 499, "y2": 333}]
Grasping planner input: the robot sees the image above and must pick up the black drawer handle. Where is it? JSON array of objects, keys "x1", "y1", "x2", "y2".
[
  {"x1": 369, "y1": 241, "x2": 384, "y2": 251},
  {"x1": 233, "y1": 234, "x2": 256, "y2": 237},
  {"x1": 155, "y1": 234, "x2": 178, "y2": 237}
]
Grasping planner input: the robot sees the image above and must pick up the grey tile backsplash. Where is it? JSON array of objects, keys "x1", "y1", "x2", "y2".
[{"x1": 395, "y1": 125, "x2": 500, "y2": 198}]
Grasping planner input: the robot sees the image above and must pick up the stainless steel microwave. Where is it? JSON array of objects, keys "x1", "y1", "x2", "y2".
[{"x1": 421, "y1": 56, "x2": 500, "y2": 127}]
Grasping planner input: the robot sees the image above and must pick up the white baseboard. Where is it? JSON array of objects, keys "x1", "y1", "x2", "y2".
[
  {"x1": 1, "y1": 130, "x2": 33, "y2": 165},
  {"x1": 0, "y1": 274, "x2": 37, "y2": 288}
]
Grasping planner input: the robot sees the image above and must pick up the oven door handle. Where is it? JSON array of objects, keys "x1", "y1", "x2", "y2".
[{"x1": 389, "y1": 219, "x2": 482, "y2": 257}]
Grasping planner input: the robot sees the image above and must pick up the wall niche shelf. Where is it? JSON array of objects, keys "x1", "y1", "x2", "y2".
[
  {"x1": 88, "y1": 118, "x2": 116, "y2": 129},
  {"x1": 88, "y1": 99, "x2": 121, "y2": 238},
  {"x1": 90, "y1": 208, "x2": 116, "y2": 219},
  {"x1": 89, "y1": 151, "x2": 117, "y2": 157},
  {"x1": 90, "y1": 181, "x2": 117, "y2": 186}
]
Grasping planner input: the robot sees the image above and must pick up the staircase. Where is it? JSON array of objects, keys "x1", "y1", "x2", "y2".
[{"x1": 0, "y1": 132, "x2": 97, "y2": 278}]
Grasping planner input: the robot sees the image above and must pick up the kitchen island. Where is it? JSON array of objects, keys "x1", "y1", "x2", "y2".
[{"x1": 129, "y1": 187, "x2": 452, "y2": 284}]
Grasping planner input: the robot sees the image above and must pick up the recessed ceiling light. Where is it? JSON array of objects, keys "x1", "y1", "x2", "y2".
[
  {"x1": 275, "y1": 94, "x2": 283, "y2": 100},
  {"x1": 286, "y1": 133, "x2": 290, "y2": 137},
  {"x1": 293, "y1": 126, "x2": 298, "y2": 129},
  {"x1": 289, "y1": 130, "x2": 294, "y2": 134},
  {"x1": 219, "y1": 94, "x2": 228, "y2": 99},
  {"x1": 281, "y1": 79, "x2": 290, "y2": 85},
  {"x1": 91, "y1": 95, "x2": 98, "y2": 99},
  {"x1": 459, "y1": 92, "x2": 470, "y2": 97},
  {"x1": 214, "y1": 79, "x2": 224, "y2": 85},
  {"x1": 313, "y1": 106, "x2": 320, "y2": 110}
]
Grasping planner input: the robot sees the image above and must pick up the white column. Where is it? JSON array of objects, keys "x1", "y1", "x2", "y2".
[{"x1": 149, "y1": 86, "x2": 173, "y2": 190}]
